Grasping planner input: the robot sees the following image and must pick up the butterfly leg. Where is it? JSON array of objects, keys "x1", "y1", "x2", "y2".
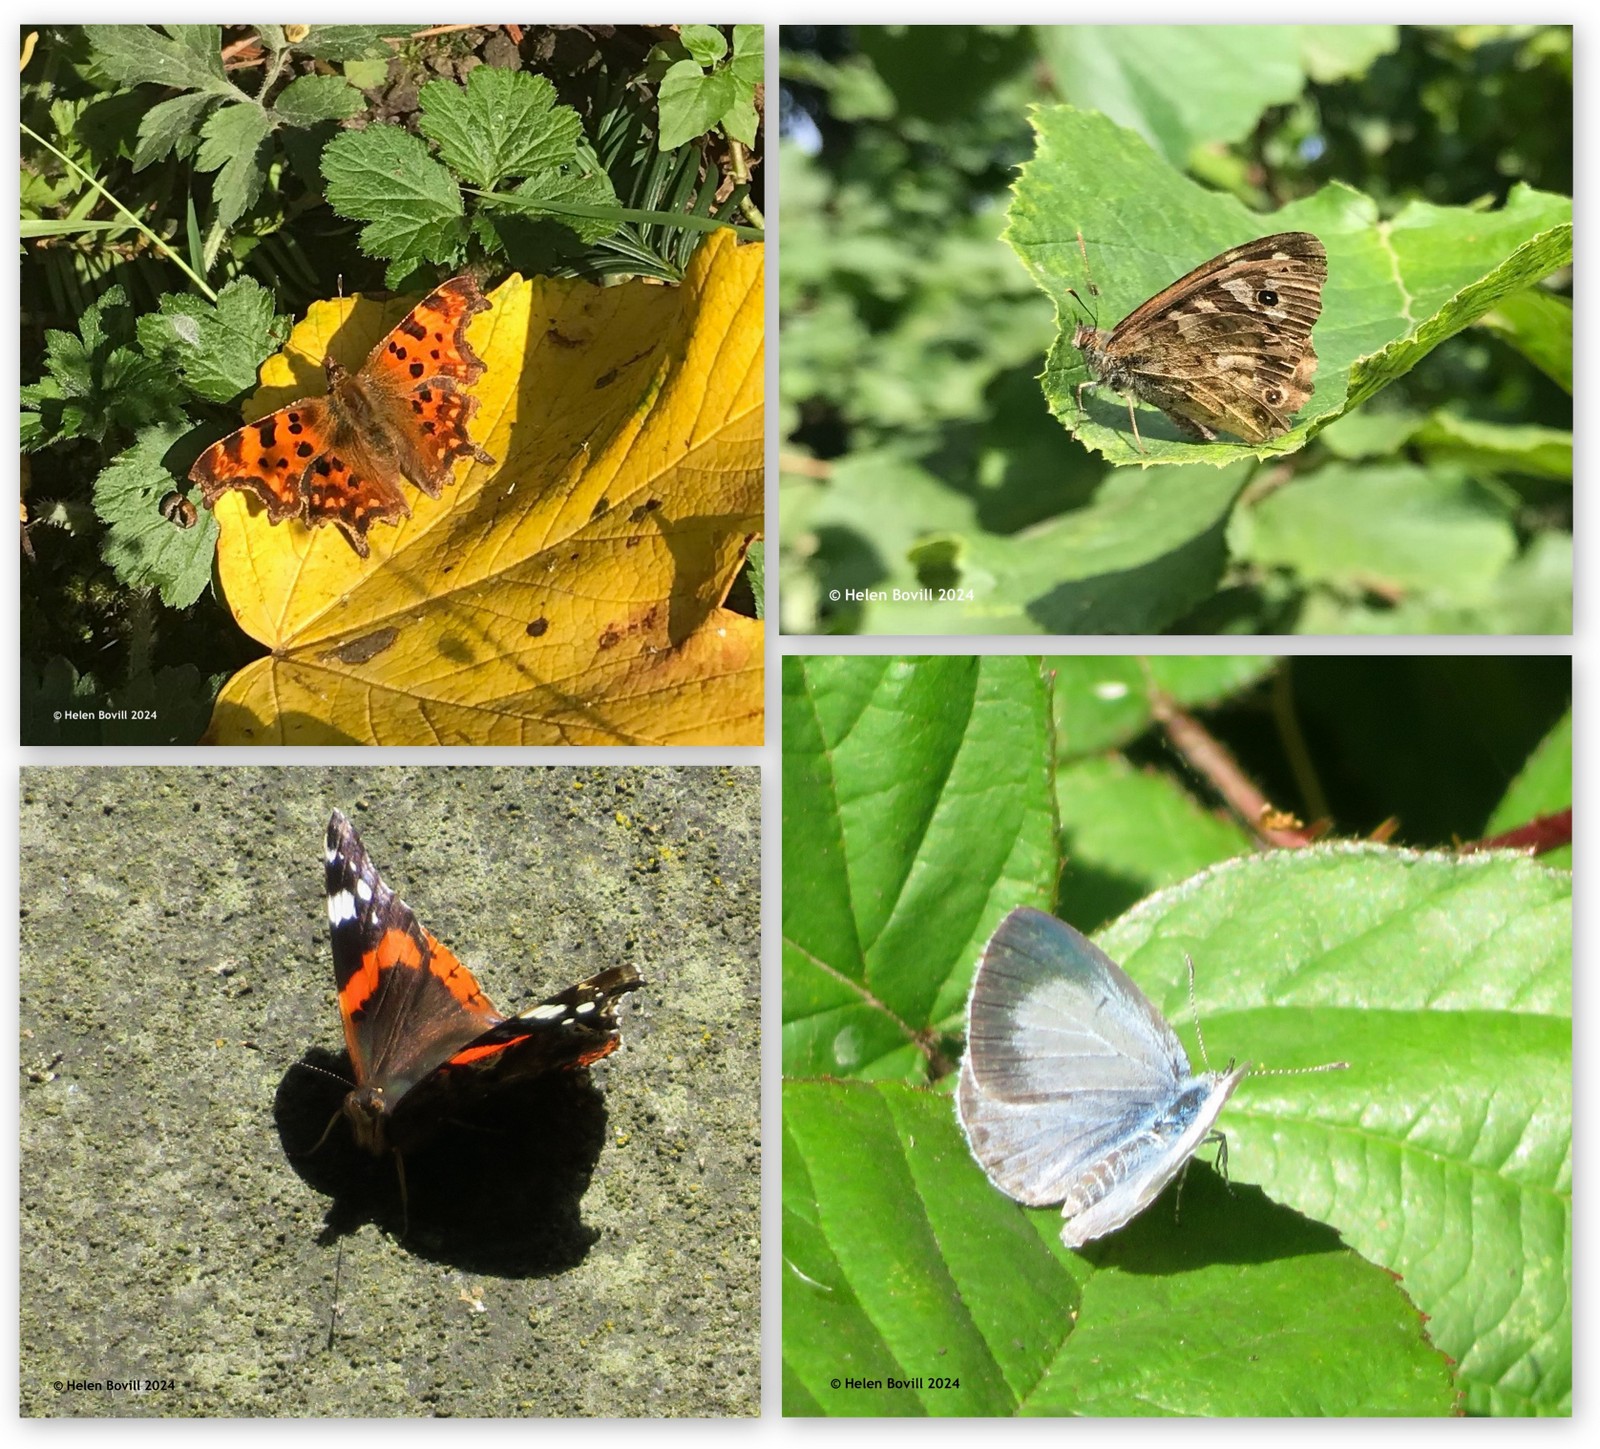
[
  {"x1": 1125, "y1": 398, "x2": 1147, "y2": 454},
  {"x1": 1077, "y1": 380, "x2": 1148, "y2": 455},
  {"x1": 391, "y1": 1148, "x2": 411, "y2": 1240},
  {"x1": 1207, "y1": 1128, "x2": 1232, "y2": 1188}
]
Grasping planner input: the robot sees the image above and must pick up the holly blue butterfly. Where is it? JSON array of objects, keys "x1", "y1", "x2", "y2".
[{"x1": 956, "y1": 906, "x2": 1248, "y2": 1248}]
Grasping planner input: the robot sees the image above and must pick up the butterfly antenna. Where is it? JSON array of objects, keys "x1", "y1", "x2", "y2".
[
  {"x1": 1185, "y1": 954, "x2": 1348, "y2": 1077},
  {"x1": 1075, "y1": 230, "x2": 1101, "y2": 303},
  {"x1": 290, "y1": 1058, "x2": 354, "y2": 1089},
  {"x1": 1184, "y1": 953, "x2": 1214, "y2": 1072},
  {"x1": 1252, "y1": 1059, "x2": 1351, "y2": 1076}
]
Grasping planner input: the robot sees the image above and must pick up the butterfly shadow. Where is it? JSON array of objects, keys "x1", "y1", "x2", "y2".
[
  {"x1": 275, "y1": 1048, "x2": 616, "y2": 1278},
  {"x1": 1084, "y1": 1162, "x2": 1346, "y2": 1276}
]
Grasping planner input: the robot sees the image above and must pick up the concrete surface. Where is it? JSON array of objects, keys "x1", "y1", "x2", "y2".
[{"x1": 19, "y1": 765, "x2": 760, "y2": 1416}]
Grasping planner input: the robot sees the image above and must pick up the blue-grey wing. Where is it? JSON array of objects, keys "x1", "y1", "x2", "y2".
[
  {"x1": 956, "y1": 1056, "x2": 1175, "y2": 1207},
  {"x1": 963, "y1": 907, "x2": 1190, "y2": 1102}
]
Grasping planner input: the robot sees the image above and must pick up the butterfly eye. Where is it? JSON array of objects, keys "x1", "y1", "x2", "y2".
[{"x1": 1257, "y1": 288, "x2": 1280, "y2": 306}]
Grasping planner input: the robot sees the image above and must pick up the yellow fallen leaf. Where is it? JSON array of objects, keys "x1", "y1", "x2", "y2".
[{"x1": 203, "y1": 231, "x2": 763, "y2": 745}]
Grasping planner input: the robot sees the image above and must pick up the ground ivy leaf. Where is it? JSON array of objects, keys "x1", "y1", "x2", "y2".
[{"x1": 659, "y1": 61, "x2": 738, "y2": 149}]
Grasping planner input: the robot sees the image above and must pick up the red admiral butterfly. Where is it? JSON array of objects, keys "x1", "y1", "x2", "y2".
[{"x1": 312, "y1": 810, "x2": 642, "y2": 1217}]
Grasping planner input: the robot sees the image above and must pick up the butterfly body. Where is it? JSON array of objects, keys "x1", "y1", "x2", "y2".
[
  {"x1": 322, "y1": 810, "x2": 642, "y2": 1160},
  {"x1": 957, "y1": 906, "x2": 1247, "y2": 1248},
  {"x1": 190, "y1": 275, "x2": 496, "y2": 558},
  {"x1": 1072, "y1": 232, "x2": 1327, "y2": 450}
]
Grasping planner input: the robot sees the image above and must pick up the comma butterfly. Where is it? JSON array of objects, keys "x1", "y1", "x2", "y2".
[{"x1": 189, "y1": 275, "x2": 496, "y2": 558}]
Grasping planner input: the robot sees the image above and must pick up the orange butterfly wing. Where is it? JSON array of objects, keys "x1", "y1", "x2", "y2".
[{"x1": 188, "y1": 275, "x2": 496, "y2": 558}]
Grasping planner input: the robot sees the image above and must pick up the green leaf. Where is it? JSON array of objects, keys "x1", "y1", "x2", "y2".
[
  {"x1": 342, "y1": 57, "x2": 390, "y2": 91},
  {"x1": 1036, "y1": 26, "x2": 1397, "y2": 167},
  {"x1": 1097, "y1": 848, "x2": 1570, "y2": 1416},
  {"x1": 134, "y1": 278, "x2": 289, "y2": 404},
  {"x1": 1056, "y1": 753, "x2": 1253, "y2": 929},
  {"x1": 321, "y1": 125, "x2": 469, "y2": 264},
  {"x1": 271, "y1": 73, "x2": 364, "y2": 128},
  {"x1": 722, "y1": 89, "x2": 759, "y2": 148},
  {"x1": 417, "y1": 68, "x2": 583, "y2": 191},
  {"x1": 1413, "y1": 412, "x2": 1571, "y2": 482},
  {"x1": 658, "y1": 59, "x2": 739, "y2": 150},
  {"x1": 1485, "y1": 709, "x2": 1571, "y2": 847},
  {"x1": 1232, "y1": 462, "x2": 1519, "y2": 596},
  {"x1": 782, "y1": 655, "x2": 1059, "y2": 1080},
  {"x1": 26, "y1": 286, "x2": 186, "y2": 446},
  {"x1": 1007, "y1": 106, "x2": 1573, "y2": 466},
  {"x1": 491, "y1": 157, "x2": 620, "y2": 254},
  {"x1": 729, "y1": 24, "x2": 764, "y2": 87},
  {"x1": 193, "y1": 101, "x2": 271, "y2": 174},
  {"x1": 85, "y1": 24, "x2": 231, "y2": 94},
  {"x1": 1346, "y1": 190, "x2": 1573, "y2": 418},
  {"x1": 294, "y1": 25, "x2": 401, "y2": 62},
  {"x1": 1475, "y1": 288, "x2": 1573, "y2": 393},
  {"x1": 681, "y1": 25, "x2": 728, "y2": 66},
  {"x1": 785, "y1": 1077, "x2": 1455, "y2": 1415},
  {"x1": 132, "y1": 91, "x2": 217, "y2": 170},
  {"x1": 745, "y1": 540, "x2": 765, "y2": 620},
  {"x1": 193, "y1": 102, "x2": 273, "y2": 228},
  {"x1": 91, "y1": 425, "x2": 219, "y2": 608},
  {"x1": 1047, "y1": 653, "x2": 1276, "y2": 757}
]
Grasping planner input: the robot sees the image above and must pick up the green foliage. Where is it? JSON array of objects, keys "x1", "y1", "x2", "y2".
[
  {"x1": 86, "y1": 24, "x2": 364, "y2": 244},
  {"x1": 135, "y1": 277, "x2": 290, "y2": 403},
  {"x1": 782, "y1": 654, "x2": 1571, "y2": 1415},
  {"x1": 323, "y1": 66, "x2": 620, "y2": 289},
  {"x1": 22, "y1": 286, "x2": 188, "y2": 449},
  {"x1": 22, "y1": 24, "x2": 763, "y2": 744},
  {"x1": 1034, "y1": 25, "x2": 1399, "y2": 170},
  {"x1": 1485, "y1": 711, "x2": 1571, "y2": 866},
  {"x1": 652, "y1": 23, "x2": 763, "y2": 148},
  {"x1": 22, "y1": 655, "x2": 220, "y2": 746},
  {"x1": 91, "y1": 424, "x2": 220, "y2": 609},
  {"x1": 780, "y1": 25, "x2": 1572, "y2": 635}
]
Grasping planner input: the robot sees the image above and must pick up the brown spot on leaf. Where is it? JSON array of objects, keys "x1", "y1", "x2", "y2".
[
  {"x1": 526, "y1": 617, "x2": 549, "y2": 637},
  {"x1": 321, "y1": 627, "x2": 400, "y2": 666}
]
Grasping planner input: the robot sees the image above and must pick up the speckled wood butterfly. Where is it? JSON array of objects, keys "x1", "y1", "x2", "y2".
[{"x1": 1071, "y1": 232, "x2": 1327, "y2": 451}]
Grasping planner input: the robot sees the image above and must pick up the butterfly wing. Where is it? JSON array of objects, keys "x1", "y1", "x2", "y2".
[
  {"x1": 443, "y1": 964, "x2": 644, "y2": 1080},
  {"x1": 325, "y1": 810, "x2": 505, "y2": 1106},
  {"x1": 962, "y1": 906, "x2": 1190, "y2": 1101},
  {"x1": 349, "y1": 274, "x2": 496, "y2": 499},
  {"x1": 1102, "y1": 232, "x2": 1327, "y2": 444},
  {"x1": 957, "y1": 907, "x2": 1246, "y2": 1244},
  {"x1": 190, "y1": 395, "x2": 335, "y2": 524}
]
